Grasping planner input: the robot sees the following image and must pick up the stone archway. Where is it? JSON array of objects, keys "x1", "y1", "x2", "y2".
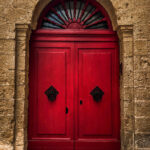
[{"x1": 14, "y1": 0, "x2": 134, "y2": 150}]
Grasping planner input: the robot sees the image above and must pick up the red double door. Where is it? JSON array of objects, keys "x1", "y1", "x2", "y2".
[{"x1": 28, "y1": 32, "x2": 120, "y2": 150}]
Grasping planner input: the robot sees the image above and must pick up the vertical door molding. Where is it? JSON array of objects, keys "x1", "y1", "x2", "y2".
[
  {"x1": 117, "y1": 25, "x2": 134, "y2": 150},
  {"x1": 14, "y1": 24, "x2": 31, "y2": 150}
]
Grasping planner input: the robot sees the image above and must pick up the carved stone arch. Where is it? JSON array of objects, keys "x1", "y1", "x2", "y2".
[
  {"x1": 31, "y1": 0, "x2": 118, "y2": 30},
  {"x1": 14, "y1": 0, "x2": 134, "y2": 150}
]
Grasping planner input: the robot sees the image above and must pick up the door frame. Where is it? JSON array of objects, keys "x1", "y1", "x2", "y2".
[
  {"x1": 14, "y1": 24, "x2": 134, "y2": 150},
  {"x1": 28, "y1": 30, "x2": 120, "y2": 150}
]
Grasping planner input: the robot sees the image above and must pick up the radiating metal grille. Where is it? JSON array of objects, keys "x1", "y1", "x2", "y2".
[{"x1": 41, "y1": 0, "x2": 109, "y2": 29}]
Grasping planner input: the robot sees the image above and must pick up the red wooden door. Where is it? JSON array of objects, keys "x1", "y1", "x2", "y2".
[
  {"x1": 75, "y1": 42, "x2": 120, "y2": 150},
  {"x1": 28, "y1": 42, "x2": 74, "y2": 150},
  {"x1": 28, "y1": 31, "x2": 120, "y2": 150}
]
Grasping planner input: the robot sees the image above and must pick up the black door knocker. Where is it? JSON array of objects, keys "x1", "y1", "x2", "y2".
[
  {"x1": 90, "y1": 86, "x2": 104, "y2": 102},
  {"x1": 45, "y1": 85, "x2": 59, "y2": 101}
]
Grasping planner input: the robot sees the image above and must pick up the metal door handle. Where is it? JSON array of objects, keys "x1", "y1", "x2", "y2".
[
  {"x1": 66, "y1": 107, "x2": 69, "y2": 114},
  {"x1": 90, "y1": 86, "x2": 104, "y2": 102},
  {"x1": 80, "y1": 100, "x2": 83, "y2": 105},
  {"x1": 45, "y1": 85, "x2": 59, "y2": 101}
]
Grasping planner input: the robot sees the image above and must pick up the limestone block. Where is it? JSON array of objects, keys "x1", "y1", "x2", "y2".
[
  {"x1": 0, "y1": 115, "x2": 14, "y2": 144},
  {"x1": 134, "y1": 56, "x2": 150, "y2": 72},
  {"x1": 0, "y1": 54, "x2": 15, "y2": 70},
  {"x1": 0, "y1": 40, "x2": 15, "y2": 54},
  {"x1": 135, "y1": 134, "x2": 150, "y2": 148},
  {"x1": 123, "y1": 101, "x2": 134, "y2": 131},
  {"x1": 135, "y1": 101, "x2": 150, "y2": 117},
  {"x1": 0, "y1": 85, "x2": 14, "y2": 100},
  {"x1": 134, "y1": 72, "x2": 147, "y2": 87},
  {"x1": 0, "y1": 69, "x2": 14, "y2": 85},
  {"x1": 134, "y1": 87, "x2": 150, "y2": 100},
  {"x1": 135, "y1": 39, "x2": 148, "y2": 55},
  {"x1": 0, "y1": 99, "x2": 14, "y2": 116},
  {"x1": 146, "y1": 73, "x2": 150, "y2": 87},
  {"x1": 123, "y1": 87, "x2": 133, "y2": 101},
  {"x1": 0, "y1": 144, "x2": 13, "y2": 150},
  {"x1": 134, "y1": 23, "x2": 150, "y2": 39},
  {"x1": 135, "y1": 118, "x2": 150, "y2": 133},
  {"x1": 135, "y1": 40, "x2": 147, "y2": 50},
  {"x1": 135, "y1": 0, "x2": 150, "y2": 7},
  {"x1": 123, "y1": 57, "x2": 134, "y2": 87},
  {"x1": 0, "y1": 23, "x2": 15, "y2": 39},
  {"x1": 123, "y1": 131, "x2": 134, "y2": 150}
]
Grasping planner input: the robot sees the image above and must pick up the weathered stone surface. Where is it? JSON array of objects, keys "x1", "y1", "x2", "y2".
[
  {"x1": 135, "y1": 101, "x2": 150, "y2": 117},
  {"x1": 134, "y1": 88, "x2": 150, "y2": 100},
  {"x1": 135, "y1": 118, "x2": 150, "y2": 133},
  {"x1": 0, "y1": 54, "x2": 15, "y2": 70},
  {"x1": 123, "y1": 101, "x2": 134, "y2": 131},
  {"x1": 0, "y1": 85, "x2": 14, "y2": 100},
  {"x1": 123, "y1": 41, "x2": 133, "y2": 57},
  {"x1": 15, "y1": 85, "x2": 26, "y2": 99},
  {"x1": 0, "y1": 40, "x2": 15, "y2": 54},
  {"x1": 134, "y1": 72, "x2": 149, "y2": 87},
  {"x1": 134, "y1": 56, "x2": 150, "y2": 72},
  {"x1": 135, "y1": 134, "x2": 150, "y2": 148},
  {"x1": 123, "y1": 57, "x2": 134, "y2": 87},
  {"x1": 134, "y1": 39, "x2": 148, "y2": 55},
  {"x1": 124, "y1": 87, "x2": 133, "y2": 100},
  {"x1": 0, "y1": 100, "x2": 14, "y2": 116},
  {"x1": 17, "y1": 71, "x2": 26, "y2": 85},
  {"x1": 0, "y1": 70, "x2": 14, "y2": 85},
  {"x1": 123, "y1": 132, "x2": 134, "y2": 150},
  {"x1": 0, "y1": 115, "x2": 14, "y2": 145}
]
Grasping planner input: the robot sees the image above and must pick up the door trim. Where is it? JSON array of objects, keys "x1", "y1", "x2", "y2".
[{"x1": 14, "y1": 24, "x2": 134, "y2": 150}]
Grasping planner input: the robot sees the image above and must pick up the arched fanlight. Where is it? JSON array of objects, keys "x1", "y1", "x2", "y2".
[{"x1": 40, "y1": 0, "x2": 111, "y2": 29}]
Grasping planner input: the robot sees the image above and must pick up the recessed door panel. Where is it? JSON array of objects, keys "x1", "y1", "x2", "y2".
[
  {"x1": 79, "y1": 50, "x2": 113, "y2": 137},
  {"x1": 75, "y1": 42, "x2": 120, "y2": 150},
  {"x1": 28, "y1": 43, "x2": 74, "y2": 150},
  {"x1": 37, "y1": 50, "x2": 67, "y2": 135}
]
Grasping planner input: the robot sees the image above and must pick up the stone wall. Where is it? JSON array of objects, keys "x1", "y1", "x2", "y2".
[{"x1": 0, "y1": 0, "x2": 150, "y2": 150}]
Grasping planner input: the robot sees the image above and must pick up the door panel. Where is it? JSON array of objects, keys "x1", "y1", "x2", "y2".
[
  {"x1": 75, "y1": 42, "x2": 120, "y2": 150},
  {"x1": 79, "y1": 50, "x2": 113, "y2": 136},
  {"x1": 28, "y1": 41, "x2": 120, "y2": 150},
  {"x1": 28, "y1": 43, "x2": 74, "y2": 150},
  {"x1": 38, "y1": 50, "x2": 67, "y2": 135}
]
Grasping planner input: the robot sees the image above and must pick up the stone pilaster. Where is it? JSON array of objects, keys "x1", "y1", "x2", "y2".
[
  {"x1": 14, "y1": 24, "x2": 30, "y2": 150},
  {"x1": 117, "y1": 25, "x2": 134, "y2": 150}
]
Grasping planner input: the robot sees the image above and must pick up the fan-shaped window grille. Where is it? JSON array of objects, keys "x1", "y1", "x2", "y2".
[{"x1": 40, "y1": 0, "x2": 111, "y2": 29}]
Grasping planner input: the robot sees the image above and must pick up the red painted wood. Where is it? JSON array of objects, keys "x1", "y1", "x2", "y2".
[
  {"x1": 28, "y1": 35, "x2": 120, "y2": 150},
  {"x1": 31, "y1": 30, "x2": 118, "y2": 42},
  {"x1": 28, "y1": 42, "x2": 75, "y2": 150},
  {"x1": 74, "y1": 42, "x2": 120, "y2": 150}
]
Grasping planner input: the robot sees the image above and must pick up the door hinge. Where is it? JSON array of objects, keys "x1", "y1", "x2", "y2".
[{"x1": 120, "y1": 63, "x2": 123, "y2": 75}]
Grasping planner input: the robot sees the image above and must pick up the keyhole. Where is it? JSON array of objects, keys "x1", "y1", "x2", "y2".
[
  {"x1": 80, "y1": 100, "x2": 83, "y2": 105},
  {"x1": 66, "y1": 107, "x2": 68, "y2": 114}
]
